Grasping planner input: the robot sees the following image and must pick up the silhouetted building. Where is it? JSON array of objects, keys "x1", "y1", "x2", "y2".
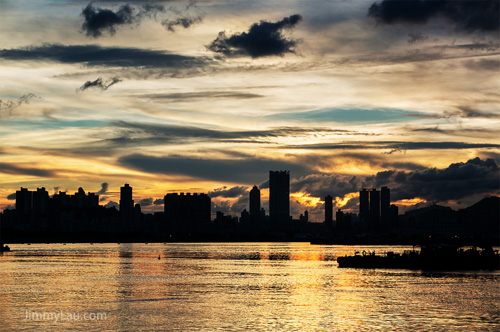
[
  {"x1": 325, "y1": 195, "x2": 333, "y2": 228},
  {"x1": 269, "y1": 170, "x2": 290, "y2": 232},
  {"x1": 164, "y1": 193, "x2": 211, "y2": 236},
  {"x1": 336, "y1": 208, "x2": 344, "y2": 230},
  {"x1": 380, "y1": 186, "x2": 390, "y2": 230},
  {"x1": 16, "y1": 187, "x2": 32, "y2": 217},
  {"x1": 369, "y1": 189, "x2": 380, "y2": 231},
  {"x1": 120, "y1": 184, "x2": 134, "y2": 230},
  {"x1": 299, "y1": 210, "x2": 309, "y2": 223},
  {"x1": 249, "y1": 185, "x2": 261, "y2": 225},
  {"x1": 390, "y1": 204, "x2": 399, "y2": 230},
  {"x1": 33, "y1": 187, "x2": 49, "y2": 216},
  {"x1": 359, "y1": 188, "x2": 369, "y2": 227}
]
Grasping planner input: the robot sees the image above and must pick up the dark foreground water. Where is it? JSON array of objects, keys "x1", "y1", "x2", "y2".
[{"x1": 0, "y1": 243, "x2": 499, "y2": 331}]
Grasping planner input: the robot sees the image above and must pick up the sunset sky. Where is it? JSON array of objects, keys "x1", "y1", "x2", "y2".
[{"x1": 1, "y1": 0, "x2": 499, "y2": 221}]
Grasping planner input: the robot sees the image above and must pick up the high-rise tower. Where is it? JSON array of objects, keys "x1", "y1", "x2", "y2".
[
  {"x1": 380, "y1": 186, "x2": 390, "y2": 230},
  {"x1": 325, "y1": 195, "x2": 333, "y2": 228},
  {"x1": 120, "y1": 184, "x2": 134, "y2": 229},
  {"x1": 269, "y1": 170, "x2": 290, "y2": 232}
]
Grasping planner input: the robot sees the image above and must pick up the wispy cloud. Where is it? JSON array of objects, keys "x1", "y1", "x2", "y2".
[
  {"x1": 0, "y1": 44, "x2": 212, "y2": 69},
  {"x1": 78, "y1": 77, "x2": 122, "y2": 91},
  {"x1": 0, "y1": 162, "x2": 56, "y2": 177}
]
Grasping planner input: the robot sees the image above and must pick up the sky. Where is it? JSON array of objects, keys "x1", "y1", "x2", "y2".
[{"x1": 0, "y1": 0, "x2": 499, "y2": 221}]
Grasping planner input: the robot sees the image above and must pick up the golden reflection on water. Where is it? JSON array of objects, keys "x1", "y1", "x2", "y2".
[{"x1": 0, "y1": 243, "x2": 499, "y2": 331}]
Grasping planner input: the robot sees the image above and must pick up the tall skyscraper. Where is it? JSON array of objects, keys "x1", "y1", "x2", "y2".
[
  {"x1": 269, "y1": 170, "x2": 290, "y2": 232},
  {"x1": 380, "y1": 186, "x2": 390, "y2": 230},
  {"x1": 249, "y1": 186, "x2": 261, "y2": 217},
  {"x1": 369, "y1": 188, "x2": 380, "y2": 230},
  {"x1": 359, "y1": 188, "x2": 369, "y2": 226},
  {"x1": 324, "y1": 195, "x2": 333, "y2": 227},
  {"x1": 16, "y1": 187, "x2": 32, "y2": 217},
  {"x1": 32, "y1": 187, "x2": 49, "y2": 216},
  {"x1": 120, "y1": 184, "x2": 134, "y2": 229}
]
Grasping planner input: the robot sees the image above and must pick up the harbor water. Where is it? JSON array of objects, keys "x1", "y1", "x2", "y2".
[{"x1": 0, "y1": 243, "x2": 499, "y2": 331}]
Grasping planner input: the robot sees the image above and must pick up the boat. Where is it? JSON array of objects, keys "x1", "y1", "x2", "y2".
[
  {"x1": 337, "y1": 245, "x2": 500, "y2": 270},
  {"x1": 1, "y1": 245, "x2": 10, "y2": 252}
]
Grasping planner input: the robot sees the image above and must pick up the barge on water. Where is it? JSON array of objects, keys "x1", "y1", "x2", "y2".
[{"x1": 337, "y1": 245, "x2": 500, "y2": 270}]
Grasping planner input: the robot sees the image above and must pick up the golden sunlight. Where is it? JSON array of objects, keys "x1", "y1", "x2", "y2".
[{"x1": 335, "y1": 192, "x2": 360, "y2": 208}]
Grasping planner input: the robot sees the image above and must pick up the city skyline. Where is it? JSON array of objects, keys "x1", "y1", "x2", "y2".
[{"x1": 1, "y1": 1, "x2": 499, "y2": 222}]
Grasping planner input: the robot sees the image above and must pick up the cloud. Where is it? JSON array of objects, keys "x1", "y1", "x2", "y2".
[
  {"x1": 208, "y1": 186, "x2": 248, "y2": 198},
  {"x1": 78, "y1": 77, "x2": 121, "y2": 91},
  {"x1": 292, "y1": 173, "x2": 364, "y2": 201},
  {"x1": 96, "y1": 182, "x2": 108, "y2": 195},
  {"x1": 105, "y1": 121, "x2": 367, "y2": 148},
  {"x1": 291, "y1": 157, "x2": 499, "y2": 209},
  {"x1": 105, "y1": 201, "x2": 119, "y2": 209},
  {"x1": 0, "y1": 93, "x2": 40, "y2": 118},
  {"x1": 162, "y1": 15, "x2": 203, "y2": 32},
  {"x1": 368, "y1": 0, "x2": 499, "y2": 33},
  {"x1": 138, "y1": 197, "x2": 153, "y2": 206},
  {"x1": 0, "y1": 163, "x2": 56, "y2": 177},
  {"x1": 287, "y1": 141, "x2": 500, "y2": 151},
  {"x1": 367, "y1": 157, "x2": 499, "y2": 203},
  {"x1": 463, "y1": 58, "x2": 500, "y2": 71},
  {"x1": 81, "y1": 2, "x2": 165, "y2": 38},
  {"x1": 0, "y1": 44, "x2": 211, "y2": 69},
  {"x1": 207, "y1": 14, "x2": 303, "y2": 58},
  {"x1": 444, "y1": 106, "x2": 500, "y2": 119},
  {"x1": 407, "y1": 32, "x2": 429, "y2": 44},
  {"x1": 7, "y1": 193, "x2": 16, "y2": 200},
  {"x1": 153, "y1": 198, "x2": 164, "y2": 205},
  {"x1": 118, "y1": 154, "x2": 311, "y2": 183},
  {"x1": 141, "y1": 91, "x2": 263, "y2": 101}
]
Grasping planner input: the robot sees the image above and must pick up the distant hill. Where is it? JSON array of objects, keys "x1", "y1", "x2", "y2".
[{"x1": 458, "y1": 196, "x2": 499, "y2": 237}]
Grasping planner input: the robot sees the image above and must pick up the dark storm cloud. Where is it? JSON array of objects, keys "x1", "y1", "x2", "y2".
[
  {"x1": 0, "y1": 163, "x2": 56, "y2": 177},
  {"x1": 207, "y1": 14, "x2": 303, "y2": 58},
  {"x1": 0, "y1": 93, "x2": 40, "y2": 118},
  {"x1": 291, "y1": 158, "x2": 498, "y2": 206},
  {"x1": 153, "y1": 198, "x2": 164, "y2": 205},
  {"x1": 96, "y1": 182, "x2": 108, "y2": 195},
  {"x1": 7, "y1": 193, "x2": 16, "y2": 200},
  {"x1": 81, "y1": 2, "x2": 166, "y2": 38},
  {"x1": 138, "y1": 198, "x2": 153, "y2": 206},
  {"x1": 78, "y1": 77, "x2": 122, "y2": 91},
  {"x1": 367, "y1": 157, "x2": 499, "y2": 202},
  {"x1": 368, "y1": 0, "x2": 499, "y2": 33},
  {"x1": 208, "y1": 186, "x2": 248, "y2": 198},
  {"x1": 292, "y1": 173, "x2": 364, "y2": 200},
  {"x1": 0, "y1": 44, "x2": 211, "y2": 69},
  {"x1": 288, "y1": 141, "x2": 500, "y2": 151},
  {"x1": 118, "y1": 154, "x2": 311, "y2": 183}
]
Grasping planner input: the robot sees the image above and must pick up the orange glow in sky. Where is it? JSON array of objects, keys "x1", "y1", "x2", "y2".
[
  {"x1": 335, "y1": 192, "x2": 359, "y2": 208},
  {"x1": 394, "y1": 198, "x2": 427, "y2": 206}
]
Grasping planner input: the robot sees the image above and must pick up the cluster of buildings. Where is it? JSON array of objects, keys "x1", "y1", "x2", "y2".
[{"x1": 1, "y1": 170, "x2": 497, "y2": 242}]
